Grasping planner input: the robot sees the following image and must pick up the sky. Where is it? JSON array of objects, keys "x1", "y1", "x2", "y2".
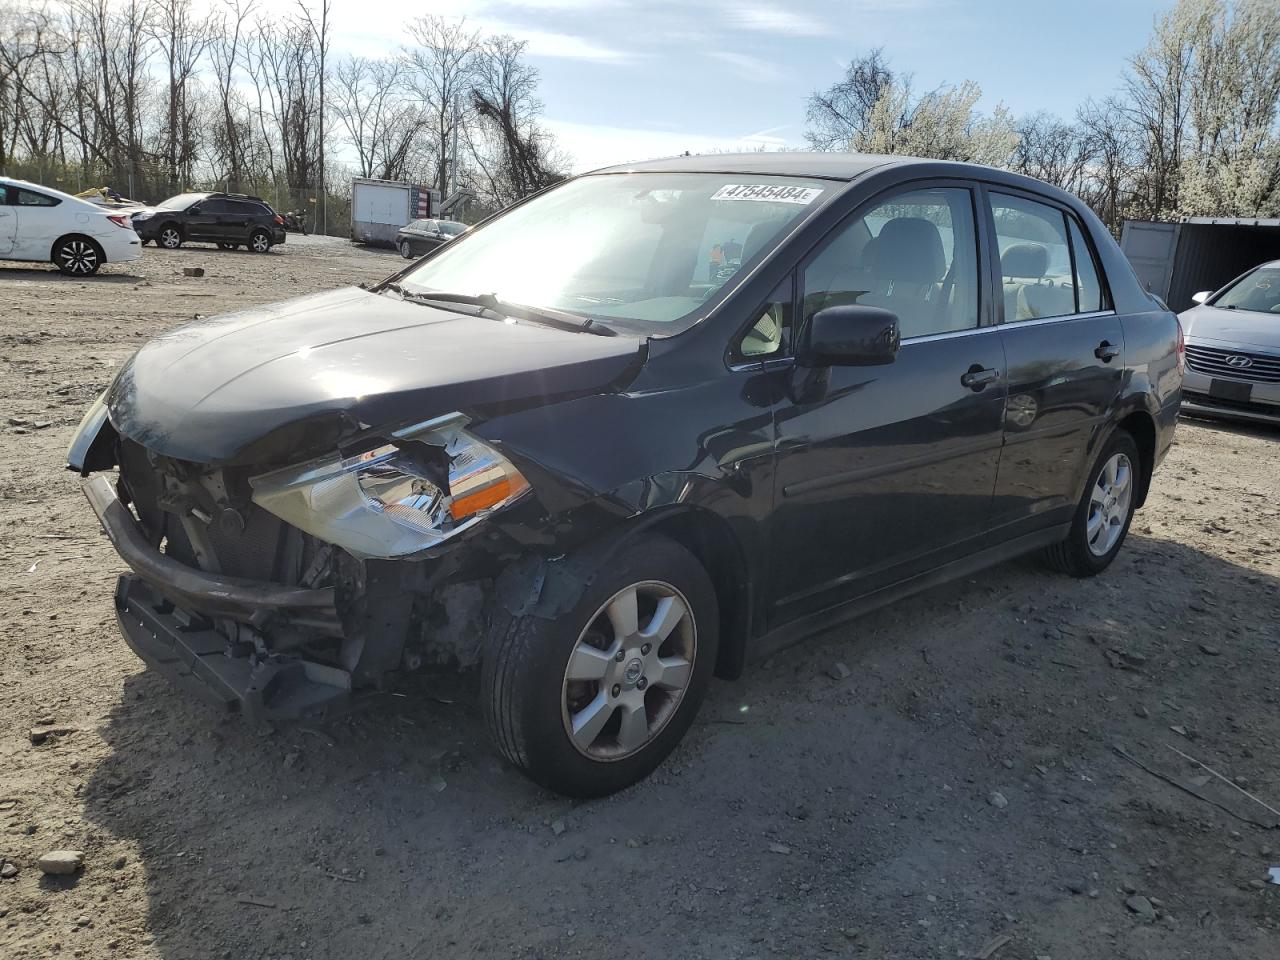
[{"x1": 274, "y1": 0, "x2": 1175, "y2": 171}]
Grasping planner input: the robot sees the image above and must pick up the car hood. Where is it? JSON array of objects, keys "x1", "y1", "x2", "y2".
[
  {"x1": 1179, "y1": 304, "x2": 1280, "y2": 351},
  {"x1": 106, "y1": 286, "x2": 644, "y2": 464}
]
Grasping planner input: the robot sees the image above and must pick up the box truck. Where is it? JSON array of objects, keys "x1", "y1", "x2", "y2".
[{"x1": 351, "y1": 178, "x2": 441, "y2": 247}]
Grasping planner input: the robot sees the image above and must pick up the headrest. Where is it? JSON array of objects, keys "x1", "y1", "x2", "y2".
[
  {"x1": 1002, "y1": 243, "x2": 1048, "y2": 279},
  {"x1": 740, "y1": 220, "x2": 779, "y2": 264},
  {"x1": 874, "y1": 217, "x2": 945, "y2": 284}
]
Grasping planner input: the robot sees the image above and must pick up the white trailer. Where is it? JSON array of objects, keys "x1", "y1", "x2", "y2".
[{"x1": 350, "y1": 178, "x2": 440, "y2": 247}]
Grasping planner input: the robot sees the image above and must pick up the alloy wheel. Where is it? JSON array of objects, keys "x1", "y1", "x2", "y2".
[
  {"x1": 57, "y1": 239, "x2": 99, "y2": 275},
  {"x1": 251, "y1": 233, "x2": 270, "y2": 252},
  {"x1": 160, "y1": 228, "x2": 180, "y2": 249},
  {"x1": 1086, "y1": 452, "x2": 1133, "y2": 556},
  {"x1": 561, "y1": 580, "x2": 696, "y2": 761},
  {"x1": 400, "y1": 241, "x2": 411, "y2": 258}
]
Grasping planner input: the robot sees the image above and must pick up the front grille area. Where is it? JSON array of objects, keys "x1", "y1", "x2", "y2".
[
  {"x1": 1185, "y1": 344, "x2": 1280, "y2": 383},
  {"x1": 118, "y1": 439, "x2": 329, "y2": 587}
]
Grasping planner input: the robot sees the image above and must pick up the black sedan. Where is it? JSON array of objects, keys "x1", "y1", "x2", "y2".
[
  {"x1": 396, "y1": 218, "x2": 467, "y2": 258},
  {"x1": 68, "y1": 153, "x2": 1181, "y2": 797}
]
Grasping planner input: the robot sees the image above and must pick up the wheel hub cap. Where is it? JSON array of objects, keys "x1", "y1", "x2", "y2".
[
  {"x1": 1086, "y1": 452, "x2": 1133, "y2": 557},
  {"x1": 561, "y1": 581, "x2": 696, "y2": 761}
]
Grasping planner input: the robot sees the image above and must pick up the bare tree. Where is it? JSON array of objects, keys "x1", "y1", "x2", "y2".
[
  {"x1": 805, "y1": 50, "x2": 1017, "y2": 165},
  {"x1": 403, "y1": 15, "x2": 479, "y2": 196},
  {"x1": 467, "y1": 34, "x2": 561, "y2": 204},
  {"x1": 147, "y1": 0, "x2": 211, "y2": 188},
  {"x1": 332, "y1": 55, "x2": 428, "y2": 180},
  {"x1": 805, "y1": 48, "x2": 894, "y2": 151}
]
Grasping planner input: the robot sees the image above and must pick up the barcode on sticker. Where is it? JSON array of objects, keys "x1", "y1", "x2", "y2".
[{"x1": 711, "y1": 184, "x2": 823, "y2": 204}]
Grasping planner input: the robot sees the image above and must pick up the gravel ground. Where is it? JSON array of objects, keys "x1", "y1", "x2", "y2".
[{"x1": 2, "y1": 237, "x2": 1279, "y2": 960}]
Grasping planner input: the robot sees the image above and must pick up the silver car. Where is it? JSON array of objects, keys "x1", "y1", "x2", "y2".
[{"x1": 1179, "y1": 260, "x2": 1280, "y2": 426}]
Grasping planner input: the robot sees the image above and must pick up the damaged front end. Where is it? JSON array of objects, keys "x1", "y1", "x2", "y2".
[{"x1": 75, "y1": 413, "x2": 531, "y2": 721}]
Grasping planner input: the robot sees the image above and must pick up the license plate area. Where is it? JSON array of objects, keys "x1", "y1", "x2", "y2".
[{"x1": 1209, "y1": 378, "x2": 1253, "y2": 403}]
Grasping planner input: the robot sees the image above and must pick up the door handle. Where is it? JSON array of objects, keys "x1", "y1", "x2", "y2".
[
  {"x1": 960, "y1": 365, "x2": 1000, "y2": 391},
  {"x1": 1094, "y1": 340, "x2": 1120, "y2": 362}
]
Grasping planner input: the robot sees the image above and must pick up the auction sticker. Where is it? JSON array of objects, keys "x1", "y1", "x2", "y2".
[{"x1": 711, "y1": 184, "x2": 823, "y2": 204}]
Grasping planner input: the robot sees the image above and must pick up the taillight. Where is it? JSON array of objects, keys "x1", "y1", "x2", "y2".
[
  {"x1": 274, "y1": 214, "x2": 284, "y2": 226},
  {"x1": 1176, "y1": 319, "x2": 1186, "y2": 376},
  {"x1": 106, "y1": 214, "x2": 131, "y2": 229}
]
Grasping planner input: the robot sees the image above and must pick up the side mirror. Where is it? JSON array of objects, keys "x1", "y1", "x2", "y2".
[
  {"x1": 189, "y1": 206, "x2": 202, "y2": 215},
  {"x1": 1191, "y1": 290, "x2": 1211, "y2": 305},
  {"x1": 799, "y1": 305, "x2": 900, "y2": 367}
]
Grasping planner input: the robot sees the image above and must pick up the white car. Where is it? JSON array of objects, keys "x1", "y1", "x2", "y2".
[{"x1": 0, "y1": 177, "x2": 143, "y2": 276}]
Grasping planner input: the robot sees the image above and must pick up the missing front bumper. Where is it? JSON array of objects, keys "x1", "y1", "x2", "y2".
[
  {"x1": 85, "y1": 474, "x2": 354, "y2": 719},
  {"x1": 115, "y1": 574, "x2": 352, "y2": 719}
]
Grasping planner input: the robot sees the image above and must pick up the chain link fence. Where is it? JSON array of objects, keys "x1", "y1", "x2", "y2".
[{"x1": 0, "y1": 158, "x2": 352, "y2": 238}]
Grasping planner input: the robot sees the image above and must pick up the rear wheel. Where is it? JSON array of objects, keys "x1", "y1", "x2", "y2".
[
  {"x1": 1044, "y1": 430, "x2": 1140, "y2": 577},
  {"x1": 249, "y1": 229, "x2": 272, "y2": 253},
  {"x1": 482, "y1": 535, "x2": 719, "y2": 797},
  {"x1": 158, "y1": 225, "x2": 182, "y2": 249},
  {"x1": 53, "y1": 236, "x2": 103, "y2": 276}
]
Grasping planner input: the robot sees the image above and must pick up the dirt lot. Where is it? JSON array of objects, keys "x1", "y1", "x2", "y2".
[{"x1": 2, "y1": 237, "x2": 1279, "y2": 960}]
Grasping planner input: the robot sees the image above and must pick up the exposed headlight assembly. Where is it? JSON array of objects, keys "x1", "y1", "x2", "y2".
[{"x1": 249, "y1": 415, "x2": 530, "y2": 559}]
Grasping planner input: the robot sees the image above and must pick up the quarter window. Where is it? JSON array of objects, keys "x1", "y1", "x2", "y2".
[
  {"x1": 1067, "y1": 216, "x2": 1105, "y2": 312},
  {"x1": 988, "y1": 193, "x2": 1077, "y2": 321},
  {"x1": 801, "y1": 187, "x2": 980, "y2": 340},
  {"x1": 15, "y1": 188, "x2": 60, "y2": 207}
]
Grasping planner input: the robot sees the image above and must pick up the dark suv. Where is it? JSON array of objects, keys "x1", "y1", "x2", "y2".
[
  {"x1": 132, "y1": 192, "x2": 287, "y2": 253},
  {"x1": 69, "y1": 154, "x2": 1182, "y2": 798}
]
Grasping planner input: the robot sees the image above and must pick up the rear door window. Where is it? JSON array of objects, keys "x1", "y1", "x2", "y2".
[{"x1": 988, "y1": 193, "x2": 1077, "y2": 321}]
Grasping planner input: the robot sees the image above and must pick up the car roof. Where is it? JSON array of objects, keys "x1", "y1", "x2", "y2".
[
  {"x1": 0, "y1": 176, "x2": 99, "y2": 207},
  {"x1": 587, "y1": 151, "x2": 916, "y2": 182}
]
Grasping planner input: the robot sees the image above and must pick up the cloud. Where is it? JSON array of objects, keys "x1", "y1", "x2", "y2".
[
  {"x1": 722, "y1": 2, "x2": 824, "y2": 37},
  {"x1": 512, "y1": 26, "x2": 640, "y2": 61},
  {"x1": 707, "y1": 51, "x2": 783, "y2": 83},
  {"x1": 544, "y1": 118, "x2": 800, "y2": 172}
]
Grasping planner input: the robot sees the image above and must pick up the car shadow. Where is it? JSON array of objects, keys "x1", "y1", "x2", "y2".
[
  {"x1": 0, "y1": 265, "x2": 146, "y2": 283},
  {"x1": 1180, "y1": 409, "x2": 1280, "y2": 441},
  {"x1": 79, "y1": 534, "x2": 1280, "y2": 958}
]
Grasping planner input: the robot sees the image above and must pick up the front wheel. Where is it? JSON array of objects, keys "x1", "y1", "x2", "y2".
[
  {"x1": 399, "y1": 240, "x2": 413, "y2": 259},
  {"x1": 1044, "y1": 430, "x2": 1140, "y2": 577},
  {"x1": 249, "y1": 230, "x2": 272, "y2": 253},
  {"x1": 54, "y1": 236, "x2": 102, "y2": 276},
  {"x1": 158, "y1": 225, "x2": 182, "y2": 249},
  {"x1": 482, "y1": 535, "x2": 719, "y2": 797}
]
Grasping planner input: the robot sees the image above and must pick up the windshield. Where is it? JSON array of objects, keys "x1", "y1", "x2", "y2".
[
  {"x1": 398, "y1": 173, "x2": 830, "y2": 333},
  {"x1": 1214, "y1": 266, "x2": 1280, "y2": 315},
  {"x1": 157, "y1": 193, "x2": 205, "y2": 211}
]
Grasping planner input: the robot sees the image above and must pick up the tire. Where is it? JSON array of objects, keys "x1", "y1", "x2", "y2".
[
  {"x1": 482, "y1": 534, "x2": 719, "y2": 797},
  {"x1": 249, "y1": 230, "x2": 271, "y2": 253},
  {"x1": 53, "y1": 236, "x2": 103, "y2": 276},
  {"x1": 399, "y1": 240, "x2": 413, "y2": 259},
  {"x1": 158, "y1": 224, "x2": 182, "y2": 249},
  {"x1": 1043, "y1": 430, "x2": 1140, "y2": 577},
  {"x1": 217, "y1": 242, "x2": 238, "y2": 251}
]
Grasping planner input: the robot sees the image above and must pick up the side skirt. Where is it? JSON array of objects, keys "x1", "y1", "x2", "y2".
[{"x1": 751, "y1": 524, "x2": 1071, "y2": 663}]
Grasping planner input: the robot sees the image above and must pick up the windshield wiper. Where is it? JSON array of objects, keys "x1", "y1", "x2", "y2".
[{"x1": 380, "y1": 284, "x2": 615, "y2": 336}]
